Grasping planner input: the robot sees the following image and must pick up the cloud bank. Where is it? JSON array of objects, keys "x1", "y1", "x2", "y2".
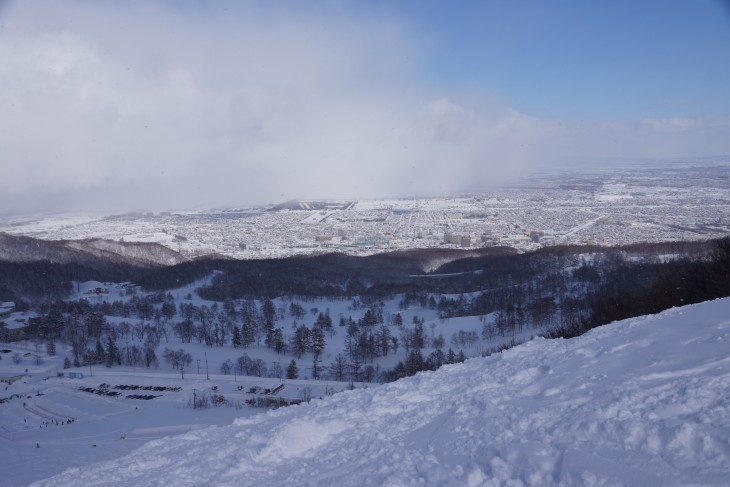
[{"x1": 0, "y1": 1, "x2": 728, "y2": 215}]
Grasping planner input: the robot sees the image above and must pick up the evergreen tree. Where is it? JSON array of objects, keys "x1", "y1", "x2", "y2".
[
  {"x1": 272, "y1": 328, "x2": 286, "y2": 354},
  {"x1": 413, "y1": 323, "x2": 425, "y2": 350},
  {"x1": 368, "y1": 333, "x2": 377, "y2": 359},
  {"x1": 286, "y1": 359, "x2": 299, "y2": 379},
  {"x1": 44, "y1": 307, "x2": 65, "y2": 338},
  {"x1": 262, "y1": 298, "x2": 276, "y2": 348},
  {"x1": 291, "y1": 325, "x2": 310, "y2": 358},
  {"x1": 231, "y1": 325, "x2": 242, "y2": 348},
  {"x1": 289, "y1": 302, "x2": 305, "y2": 319},
  {"x1": 377, "y1": 325, "x2": 391, "y2": 356},
  {"x1": 161, "y1": 301, "x2": 176, "y2": 321},
  {"x1": 144, "y1": 335, "x2": 159, "y2": 368},
  {"x1": 323, "y1": 309, "x2": 333, "y2": 329},
  {"x1": 315, "y1": 310, "x2": 333, "y2": 330},
  {"x1": 241, "y1": 317, "x2": 256, "y2": 348},
  {"x1": 315, "y1": 312, "x2": 327, "y2": 327},
  {"x1": 426, "y1": 349, "x2": 445, "y2": 370},
  {"x1": 105, "y1": 336, "x2": 118, "y2": 368},
  {"x1": 94, "y1": 340, "x2": 106, "y2": 364},
  {"x1": 360, "y1": 309, "x2": 377, "y2": 327},
  {"x1": 46, "y1": 338, "x2": 56, "y2": 357},
  {"x1": 63, "y1": 356, "x2": 71, "y2": 369},
  {"x1": 457, "y1": 349, "x2": 466, "y2": 363},
  {"x1": 446, "y1": 348, "x2": 456, "y2": 364},
  {"x1": 405, "y1": 349, "x2": 425, "y2": 375},
  {"x1": 392, "y1": 313, "x2": 403, "y2": 327},
  {"x1": 346, "y1": 319, "x2": 359, "y2": 338},
  {"x1": 357, "y1": 333, "x2": 369, "y2": 362},
  {"x1": 311, "y1": 353, "x2": 322, "y2": 380},
  {"x1": 310, "y1": 325, "x2": 326, "y2": 356}
]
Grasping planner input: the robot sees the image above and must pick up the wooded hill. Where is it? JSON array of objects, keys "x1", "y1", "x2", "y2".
[{"x1": 1, "y1": 233, "x2": 728, "y2": 337}]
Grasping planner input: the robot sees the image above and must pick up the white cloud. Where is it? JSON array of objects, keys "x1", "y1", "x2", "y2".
[
  {"x1": 642, "y1": 117, "x2": 699, "y2": 132},
  {"x1": 0, "y1": 1, "x2": 728, "y2": 215}
]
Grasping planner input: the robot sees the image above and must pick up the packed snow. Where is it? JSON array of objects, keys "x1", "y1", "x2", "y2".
[{"x1": 20, "y1": 297, "x2": 730, "y2": 486}]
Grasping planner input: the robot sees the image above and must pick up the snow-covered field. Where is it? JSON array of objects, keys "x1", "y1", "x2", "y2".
[
  {"x1": 0, "y1": 350, "x2": 354, "y2": 487},
  {"x1": 5, "y1": 297, "x2": 727, "y2": 486}
]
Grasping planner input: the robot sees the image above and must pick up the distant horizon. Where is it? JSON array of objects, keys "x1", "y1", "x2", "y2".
[{"x1": 1, "y1": 155, "x2": 729, "y2": 219}]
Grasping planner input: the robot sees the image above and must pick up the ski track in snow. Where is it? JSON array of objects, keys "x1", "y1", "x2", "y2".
[{"x1": 32, "y1": 299, "x2": 730, "y2": 486}]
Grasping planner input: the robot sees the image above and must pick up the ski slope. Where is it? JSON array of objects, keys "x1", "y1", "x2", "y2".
[{"x1": 31, "y1": 298, "x2": 730, "y2": 486}]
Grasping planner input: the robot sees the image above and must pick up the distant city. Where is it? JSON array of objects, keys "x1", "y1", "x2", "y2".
[{"x1": 2, "y1": 163, "x2": 729, "y2": 259}]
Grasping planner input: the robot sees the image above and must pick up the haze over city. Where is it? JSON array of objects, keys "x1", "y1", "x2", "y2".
[{"x1": 1, "y1": 0, "x2": 729, "y2": 215}]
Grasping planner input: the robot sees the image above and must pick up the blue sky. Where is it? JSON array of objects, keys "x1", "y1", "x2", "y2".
[
  {"x1": 361, "y1": 0, "x2": 730, "y2": 120},
  {"x1": 0, "y1": 0, "x2": 729, "y2": 214}
]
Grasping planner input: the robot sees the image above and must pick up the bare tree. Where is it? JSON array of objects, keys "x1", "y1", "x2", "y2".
[
  {"x1": 328, "y1": 354, "x2": 347, "y2": 381},
  {"x1": 34, "y1": 340, "x2": 43, "y2": 365},
  {"x1": 299, "y1": 386, "x2": 312, "y2": 403},
  {"x1": 220, "y1": 359, "x2": 233, "y2": 375}
]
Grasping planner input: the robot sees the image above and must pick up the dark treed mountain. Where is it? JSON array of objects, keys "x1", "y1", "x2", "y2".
[{"x1": 2, "y1": 233, "x2": 729, "y2": 343}]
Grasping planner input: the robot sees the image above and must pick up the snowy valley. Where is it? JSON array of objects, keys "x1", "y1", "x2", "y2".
[
  {"x1": 2, "y1": 297, "x2": 727, "y2": 486},
  {"x1": 1, "y1": 235, "x2": 729, "y2": 485}
]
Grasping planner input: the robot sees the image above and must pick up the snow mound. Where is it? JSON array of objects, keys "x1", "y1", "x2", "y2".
[{"x1": 34, "y1": 299, "x2": 730, "y2": 486}]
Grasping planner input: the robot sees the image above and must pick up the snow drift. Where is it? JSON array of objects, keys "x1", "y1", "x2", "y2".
[{"x1": 34, "y1": 298, "x2": 730, "y2": 486}]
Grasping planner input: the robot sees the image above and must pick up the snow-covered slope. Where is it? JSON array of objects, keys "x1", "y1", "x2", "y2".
[
  {"x1": 64, "y1": 238, "x2": 187, "y2": 266},
  {"x1": 0, "y1": 232, "x2": 187, "y2": 267},
  {"x1": 34, "y1": 299, "x2": 730, "y2": 486}
]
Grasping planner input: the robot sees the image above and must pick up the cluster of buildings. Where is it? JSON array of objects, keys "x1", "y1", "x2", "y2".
[
  {"x1": 1, "y1": 165, "x2": 728, "y2": 259},
  {"x1": 0, "y1": 302, "x2": 30, "y2": 341}
]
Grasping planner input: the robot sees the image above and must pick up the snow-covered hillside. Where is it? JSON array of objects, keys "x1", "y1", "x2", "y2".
[{"x1": 32, "y1": 298, "x2": 730, "y2": 486}]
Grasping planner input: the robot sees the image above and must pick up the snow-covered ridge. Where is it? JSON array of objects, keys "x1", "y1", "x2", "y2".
[
  {"x1": 34, "y1": 298, "x2": 730, "y2": 486},
  {"x1": 64, "y1": 238, "x2": 187, "y2": 266},
  {"x1": 0, "y1": 232, "x2": 187, "y2": 267}
]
